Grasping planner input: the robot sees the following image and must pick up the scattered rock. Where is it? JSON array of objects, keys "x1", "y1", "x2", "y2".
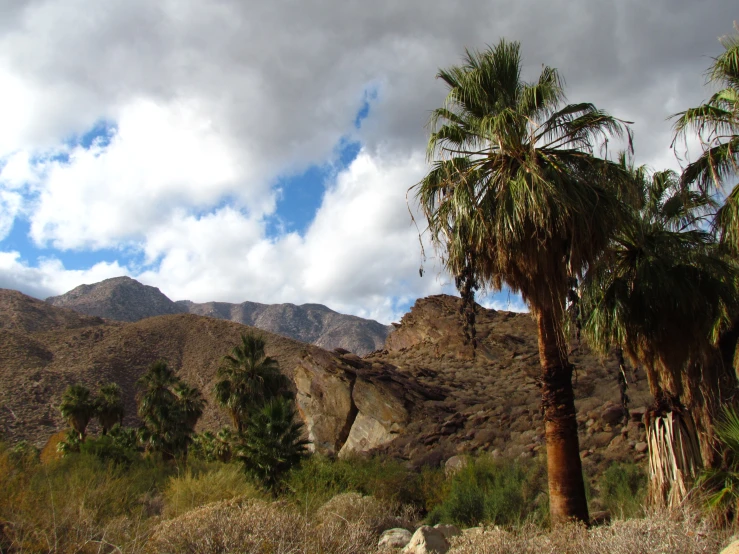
[
  {"x1": 402, "y1": 526, "x2": 450, "y2": 554},
  {"x1": 720, "y1": 540, "x2": 739, "y2": 554},
  {"x1": 601, "y1": 405, "x2": 625, "y2": 426},
  {"x1": 444, "y1": 455, "x2": 468, "y2": 477},
  {"x1": 634, "y1": 441, "x2": 648, "y2": 453},
  {"x1": 379, "y1": 528, "x2": 413, "y2": 549},
  {"x1": 433, "y1": 524, "x2": 461, "y2": 541}
]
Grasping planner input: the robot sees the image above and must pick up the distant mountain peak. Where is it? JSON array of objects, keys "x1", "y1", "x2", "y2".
[{"x1": 46, "y1": 277, "x2": 391, "y2": 355}]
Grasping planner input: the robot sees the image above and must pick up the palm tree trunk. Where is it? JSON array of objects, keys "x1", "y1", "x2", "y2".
[{"x1": 537, "y1": 307, "x2": 589, "y2": 525}]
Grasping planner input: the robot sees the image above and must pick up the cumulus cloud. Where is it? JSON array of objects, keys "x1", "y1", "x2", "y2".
[{"x1": 0, "y1": 0, "x2": 737, "y2": 322}]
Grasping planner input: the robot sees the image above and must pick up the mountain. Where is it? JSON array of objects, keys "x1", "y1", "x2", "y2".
[
  {"x1": 46, "y1": 277, "x2": 186, "y2": 322},
  {"x1": 46, "y1": 277, "x2": 391, "y2": 355},
  {"x1": 1, "y1": 288, "x2": 320, "y2": 446},
  {"x1": 2, "y1": 288, "x2": 653, "y2": 478}
]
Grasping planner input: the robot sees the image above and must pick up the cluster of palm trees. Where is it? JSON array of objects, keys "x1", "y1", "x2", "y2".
[
  {"x1": 57, "y1": 332, "x2": 307, "y2": 488},
  {"x1": 415, "y1": 27, "x2": 739, "y2": 524},
  {"x1": 211, "y1": 332, "x2": 308, "y2": 488},
  {"x1": 59, "y1": 382, "x2": 124, "y2": 444}
]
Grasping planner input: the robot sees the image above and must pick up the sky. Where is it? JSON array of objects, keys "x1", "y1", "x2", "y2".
[{"x1": 0, "y1": 0, "x2": 736, "y2": 324}]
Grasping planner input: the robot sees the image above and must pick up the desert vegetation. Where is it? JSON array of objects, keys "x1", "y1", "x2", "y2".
[{"x1": 3, "y1": 24, "x2": 739, "y2": 554}]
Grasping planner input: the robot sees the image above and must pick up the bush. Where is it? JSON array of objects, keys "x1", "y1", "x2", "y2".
[
  {"x1": 286, "y1": 454, "x2": 426, "y2": 514},
  {"x1": 446, "y1": 511, "x2": 730, "y2": 554},
  {"x1": 315, "y1": 492, "x2": 417, "y2": 534},
  {"x1": 0, "y1": 448, "x2": 171, "y2": 552},
  {"x1": 428, "y1": 456, "x2": 547, "y2": 527},
  {"x1": 163, "y1": 463, "x2": 263, "y2": 518},
  {"x1": 598, "y1": 462, "x2": 647, "y2": 518},
  {"x1": 148, "y1": 497, "x2": 378, "y2": 554}
]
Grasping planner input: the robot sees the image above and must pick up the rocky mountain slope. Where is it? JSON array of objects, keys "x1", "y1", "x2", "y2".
[
  {"x1": 1, "y1": 288, "x2": 320, "y2": 446},
  {"x1": 46, "y1": 277, "x2": 390, "y2": 355},
  {"x1": 2, "y1": 288, "x2": 652, "y2": 478},
  {"x1": 295, "y1": 295, "x2": 652, "y2": 476}
]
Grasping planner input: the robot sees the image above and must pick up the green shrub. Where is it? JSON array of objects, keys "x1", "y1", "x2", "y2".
[
  {"x1": 286, "y1": 454, "x2": 425, "y2": 514},
  {"x1": 0, "y1": 449, "x2": 172, "y2": 552},
  {"x1": 80, "y1": 425, "x2": 140, "y2": 466},
  {"x1": 598, "y1": 462, "x2": 647, "y2": 518},
  {"x1": 163, "y1": 463, "x2": 263, "y2": 518},
  {"x1": 428, "y1": 456, "x2": 547, "y2": 528}
]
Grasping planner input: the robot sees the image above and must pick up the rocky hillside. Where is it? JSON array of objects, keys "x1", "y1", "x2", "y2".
[
  {"x1": 295, "y1": 295, "x2": 653, "y2": 476},
  {"x1": 0, "y1": 289, "x2": 320, "y2": 446},
  {"x1": 46, "y1": 277, "x2": 186, "y2": 321},
  {"x1": 177, "y1": 299, "x2": 389, "y2": 355},
  {"x1": 46, "y1": 277, "x2": 390, "y2": 355},
  {"x1": 2, "y1": 288, "x2": 652, "y2": 478}
]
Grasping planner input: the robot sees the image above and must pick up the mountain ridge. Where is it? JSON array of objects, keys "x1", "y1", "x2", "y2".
[{"x1": 46, "y1": 276, "x2": 391, "y2": 355}]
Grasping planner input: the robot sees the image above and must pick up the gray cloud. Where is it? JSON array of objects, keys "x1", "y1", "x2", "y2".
[{"x1": 0, "y1": 0, "x2": 737, "y2": 318}]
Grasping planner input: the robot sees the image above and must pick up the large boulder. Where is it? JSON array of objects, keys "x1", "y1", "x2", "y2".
[{"x1": 294, "y1": 349, "x2": 443, "y2": 456}]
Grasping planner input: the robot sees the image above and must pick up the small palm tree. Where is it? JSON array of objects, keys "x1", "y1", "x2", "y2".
[
  {"x1": 234, "y1": 396, "x2": 309, "y2": 491},
  {"x1": 137, "y1": 360, "x2": 203, "y2": 460},
  {"x1": 96, "y1": 382, "x2": 125, "y2": 435},
  {"x1": 59, "y1": 384, "x2": 96, "y2": 441},
  {"x1": 415, "y1": 39, "x2": 632, "y2": 524},
  {"x1": 581, "y1": 157, "x2": 739, "y2": 507},
  {"x1": 214, "y1": 333, "x2": 289, "y2": 432}
]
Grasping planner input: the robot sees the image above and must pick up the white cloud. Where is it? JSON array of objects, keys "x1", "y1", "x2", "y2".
[
  {"x1": 28, "y1": 99, "x2": 251, "y2": 250},
  {"x1": 0, "y1": 250, "x2": 127, "y2": 299}
]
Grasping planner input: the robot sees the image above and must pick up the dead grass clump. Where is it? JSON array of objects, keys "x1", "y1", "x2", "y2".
[
  {"x1": 315, "y1": 492, "x2": 417, "y2": 534},
  {"x1": 148, "y1": 497, "x2": 377, "y2": 554},
  {"x1": 163, "y1": 464, "x2": 262, "y2": 518},
  {"x1": 447, "y1": 511, "x2": 732, "y2": 554}
]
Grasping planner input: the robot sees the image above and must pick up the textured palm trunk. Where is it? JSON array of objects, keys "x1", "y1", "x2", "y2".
[{"x1": 537, "y1": 307, "x2": 589, "y2": 525}]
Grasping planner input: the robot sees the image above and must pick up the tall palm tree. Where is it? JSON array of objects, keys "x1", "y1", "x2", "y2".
[
  {"x1": 673, "y1": 24, "x2": 739, "y2": 252},
  {"x1": 59, "y1": 384, "x2": 96, "y2": 441},
  {"x1": 214, "y1": 333, "x2": 289, "y2": 432},
  {"x1": 414, "y1": 39, "x2": 632, "y2": 524},
  {"x1": 581, "y1": 159, "x2": 739, "y2": 507},
  {"x1": 96, "y1": 382, "x2": 125, "y2": 435}
]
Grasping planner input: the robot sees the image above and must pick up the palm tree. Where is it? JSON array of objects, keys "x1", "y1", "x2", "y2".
[
  {"x1": 214, "y1": 333, "x2": 289, "y2": 432},
  {"x1": 59, "y1": 384, "x2": 96, "y2": 441},
  {"x1": 580, "y1": 158, "x2": 739, "y2": 507},
  {"x1": 414, "y1": 39, "x2": 633, "y2": 524},
  {"x1": 234, "y1": 396, "x2": 309, "y2": 491},
  {"x1": 96, "y1": 382, "x2": 125, "y2": 435},
  {"x1": 137, "y1": 360, "x2": 203, "y2": 460},
  {"x1": 673, "y1": 24, "x2": 739, "y2": 252},
  {"x1": 174, "y1": 382, "x2": 206, "y2": 431}
]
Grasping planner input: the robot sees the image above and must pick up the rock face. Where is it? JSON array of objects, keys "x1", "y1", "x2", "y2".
[
  {"x1": 46, "y1": 277, "x2": 390, "y2": 355},
  {"x1": 293, "y1": 348, "x2": 442, "y2": 457}
]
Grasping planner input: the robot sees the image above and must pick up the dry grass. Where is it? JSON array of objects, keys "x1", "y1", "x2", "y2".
[
  {"x1": 163, "y1": 464, "x2": 263, "y2": 518},
  {"x1": 315, "y1": 492, "x2": 418, "y2": 534},
  {"x1": 148, "y1": 497, "x2": 378, "y2": 554},
  {"x1": 448, "y1": 511, "x2": 733, "y2": 554}
]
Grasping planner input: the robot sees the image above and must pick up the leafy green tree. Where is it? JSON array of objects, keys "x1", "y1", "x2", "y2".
[
  {"x1": 137, "y1": 360, "x2": 203, "y2": 461},
  {"x1": 214, "y1": 333, "x2": 289, "y2": 432},
  {"x1": 673, "y1": 24, "x2": 739, "y2": 252},
  {"x1": 234, "y1": 396, "x2": 309, "y2": 491},
  {"x1": 414, "y1": 39, "x2": 631, "y2": 524},
  {"x1": 581, "y1": 157, "x2": 739, "y2": 506},
  {"x1": 59, "y1": 384, "x2": 96, "y2": 441},
  {"x1": 95, "y1": 382, "x2": 125, "y2": 435}
]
